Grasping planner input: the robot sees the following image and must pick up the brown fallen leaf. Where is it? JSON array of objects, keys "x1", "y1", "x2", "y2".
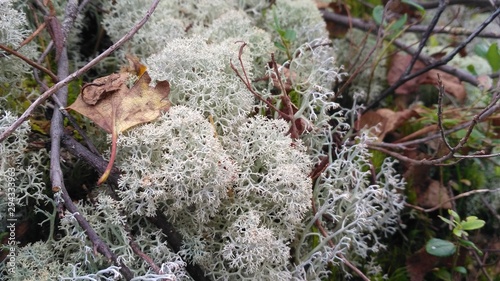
[
  {"x1": 387, "y1": 53, "x2": 423, "y2": 95},
  {"x1": 387, "y1": 53, "x2": 466, "y2": 103},
  {"x1": 80, "y1": 73, "x2": 127, "y2": 106},
  {"x1": 357, "y1": 108, "x2": 417, "y2": 141},
  {"x1": 406, "y1": 247, "x2": 440, "y2": 281},
  {"x1": 417, "y1": 179, "x2": 452, "y2": 209},
  {"x1": 67, "y1": 56, "x2": 170, "y2": 184},
  {"x1": 421, "y1": 69, "x2": 466, "y2": 103},
  {"x1": 393, "y1": 124, "x2": 438, "y2": 143},
  {"x1": 69, "y1": 72, "x2": 170, "y2": 134}
]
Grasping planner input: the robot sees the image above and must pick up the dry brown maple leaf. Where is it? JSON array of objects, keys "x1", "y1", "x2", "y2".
[
  {"x1": 67, "y1": 58, "x2": 170, "y2": 184},
  {"x1": 68, "y1": 72, "x2": 170, "y2": 134}
]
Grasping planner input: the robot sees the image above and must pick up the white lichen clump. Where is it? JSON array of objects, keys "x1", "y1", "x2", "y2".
[
  {"x1": 0, "y1": 0, "x2": 39, "y2": 103},
  {"x1": 116, "y1": 106, "x2": 238, "y2": 222}
]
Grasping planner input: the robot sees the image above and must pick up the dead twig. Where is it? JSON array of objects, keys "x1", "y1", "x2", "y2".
[
  {"x1": 335, "y1": 0, "x2": 389, "y2": 99},
  {"x1": 404, "y1": 188, "x2": 500, "y2": 213},
  {"x1": 368, "y1": 80, "x2": 500, "y2": 164},
  {"x1": 400, "y1": 0, "x2": 448, "y2": 92},
  {"x1": 0, "y1": 44, "x2": 58, "y2": 82},
  {"x1": 321, "y1": 9, "x2": 500, "y2": 39},
  {"x1": 365, "y1": 6, "x2": 500, "y2": 111},
  {"x1": 42, "y1": 1, "x2": 161, "y2": 280},
  {"x1": 417, "y1": 0, "x2": 500, "y2": 9},
  {"x1": 230, "y1": 42, "x2": 305, "y2": 138}
]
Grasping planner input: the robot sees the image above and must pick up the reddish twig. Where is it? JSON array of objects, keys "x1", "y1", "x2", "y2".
[
  {"x1": 129, "y1": 241, "x2": 161, "y2": 274},
  {"x1": 0, "y1": 43, "x2": 58, "y2": 82},
  {"x1": 230, "y1": 42, "x2": 304, "y2": 138},
  {"x1": 19, "y1": 21, "x2": 47, "y2": 48},
  {"x1": 230, "y1": 42, "x2": 281, "y2": 113},
  {"x1": 269, "y1": 54, "x2": 302, "y2": 138}
]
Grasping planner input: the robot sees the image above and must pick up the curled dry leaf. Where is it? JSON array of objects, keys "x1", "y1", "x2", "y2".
[
  {"x1": 67, "y1": 56, "x2": 170, "y2": 184},
  {"x1": 45, "y1": 15, "x2": 64, "y2": 61},
  {"x1": 68, "y1": 72, "x2": 170, "y2": 134},
  {"x1": 81, "y1": 73, "x2": 127, "y2": 105}
]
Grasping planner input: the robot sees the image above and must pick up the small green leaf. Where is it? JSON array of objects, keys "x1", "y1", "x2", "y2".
[
  {"x1": 453, "y1": 228, "x2": 465, "y2": 237},
  {"x1": 429, "y1": 35, "x2": 439, "y2": 47},
  {"x1": 426, "y1": 238, "x2": 456, "y2": 257},
  {"x1": 373, "y1": 5, "x2": 384, "y2": 25},
  {"x1": 438, "y1": 215, "x2": 455, "y2": 227},
  {"x1": 433, "y1": 268, "x2": 452, "y2": 281},
  {"x1": 461, "y1": 217, "x2": 485, "y2": 230},
  {"x1": 470, "y1": 128, "x2": 485, "y2": 140},
  {"x1": 458, "y1": 239, "x2": 474, "y2": 248},
  {"x1": 274, "y1": 41, "x2": 286, "y2": 51},
  {"x1": 453, "y1": 266, "x2": 467, "y2": 274},
  {"x1": 474, "y1": 42, "x2": 490, "y2": 57},
  {"x1": 448, "y1": 210, "x2": 460, "y2": 222},
  {"x1": 283, "y1": 29, "x2": 296, "y2": 42},
  {"x1": 402, "y1": 0, "x2": 425, "y2": 12},
  {"x1": 388, "y1": 14, "x2": 407, "y2": 32},
  {"x1": 467, "y1": 64, "x2": 477, "y2": 75},
  {"x1": 442, "y1": 118, "x2": 459, "y2": 127},
  {"x1": 486, "y1": 43, "x2": 500, "y2": 72},
  {"x1": 458, "y1": 238, "x2": 484, "y2": 255}
]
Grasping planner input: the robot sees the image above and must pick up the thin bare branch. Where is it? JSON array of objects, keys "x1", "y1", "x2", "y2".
[
  {"x1": 366, "y1": 7, "x2": 500, "y2": 110},
  {"x1": 417, "y1": 0, "x2": 500, "y2": 9},
  {"x1": 46, "y1": 1, "x2": 134, "y2": 279},
  {"x1": 0, "y1": 43, "x2": 58, "y2": 82},
  {"x1": 402, "y1": 0, "x2": 448, "y2": 83},
  {"x1": 404, "y1": 188, "x2": 500, "y2": 212},
  {"x1": 436, "y1": 74, "x2": 455, "y2": 152},
  {"x1": 322, "y1": 9, "x2": 500, "y2": 39},
  {"x1": 368, "y1": 91, "x2": 500, "y2": 160}
]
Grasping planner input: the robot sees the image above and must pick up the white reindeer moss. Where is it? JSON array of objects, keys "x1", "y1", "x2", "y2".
[
  {"x1": 116, "y1": 106, "x2": 238, "y2": 222},
  {"x1": 0, "y1": 0, "x2": 39, "y2": 102}
]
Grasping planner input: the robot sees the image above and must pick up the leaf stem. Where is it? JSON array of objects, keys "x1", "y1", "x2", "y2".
[{"x1": 97, "y1": 113, "x2": 118, "y2": 185}]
